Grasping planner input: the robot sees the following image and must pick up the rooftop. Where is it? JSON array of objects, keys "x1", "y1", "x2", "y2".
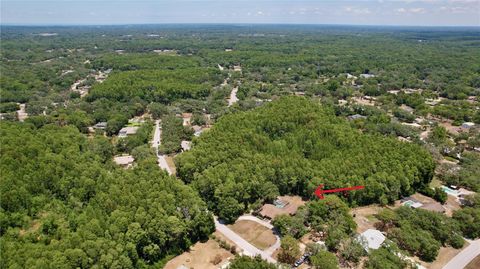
[
  {"x1": 119, "y1": 126, "x2": 139, "y2": 137},
  {"x1": 113, "y1": 155, "x2": 134, "y2": 166},
  {"x1": 420, "y1": 203, "x2": 446, "y2": 213},
  {"x1": 360, "y1": 229, "x2": 385, "y2": 251},
  {"x1": 258, "y1": 195, "x2": 305, "y2": 219},
  {"x1": 181, "y1": 140, "x2": 191, "y2": 151}
]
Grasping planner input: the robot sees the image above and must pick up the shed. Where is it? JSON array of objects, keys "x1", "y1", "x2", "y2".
[
  {"x1": 348, "y1": 114, "x2": 367, "y2": 120},
  {"x1": 462, "y1": 122, "x2": 475, "y2": 129}
]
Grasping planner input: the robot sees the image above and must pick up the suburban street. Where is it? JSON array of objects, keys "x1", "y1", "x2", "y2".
[
  {"x1": 152, "y1": 119, "x2": 173, "y2": 175},
  {"x1": 442, "y1": 239, "x2": 480, "y2": 269},
  {"x1": 214, "y1": 217, "x2": 277, "y2": 263}
]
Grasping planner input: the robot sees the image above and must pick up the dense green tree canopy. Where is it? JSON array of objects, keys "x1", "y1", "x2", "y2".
[
  {"x1": 0, "y1": 122, "x2": 214, "y2": 268},
  {"x1": 177, "y1": 97, "x2": 435, "y2": 220}
]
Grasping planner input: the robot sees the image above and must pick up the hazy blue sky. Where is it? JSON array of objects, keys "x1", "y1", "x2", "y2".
[{"x1": 1, "y1": 0, "x2": 479, "y2": 26}]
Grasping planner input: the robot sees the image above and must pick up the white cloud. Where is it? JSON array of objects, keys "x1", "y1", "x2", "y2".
[
  {"x1": 439, "y1": 5, "x2": 471, "y2": 13},
  {"x1": 396, "y1": 7, "x2": 427, "y2": 14},
  {"x1": 410, "y1": 7, "x2": 426, "y2": 13},
  {"x1": 448, "y1": 0, "x2": 479, "y2": 3},
  {"x1": 344, "y1": 6, "x2": 372, "y2": 14}
]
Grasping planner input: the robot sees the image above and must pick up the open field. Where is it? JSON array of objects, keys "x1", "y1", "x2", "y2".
[
  {"x1": 164, "y1": 237, "x2": 233, "y2": 269},
  {"x1": 444, "y1": 195, "x2": 462, "y2": 217},
  {"x1": 351, "y1": 205, "x2": 383, "y2": 233},
  {"x1": 228, "y1": 220, "x2": 277, "y2": 250}
]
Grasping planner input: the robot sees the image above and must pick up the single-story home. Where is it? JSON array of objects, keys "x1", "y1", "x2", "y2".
[
  {"x1": 181, "y1": 140, "x2": 191, "y2": 151},
  {"x1": 258, "y1": 196, "x2": 305, "y2": 220},
  {"x1": 419, "y1": 203, "x2": 446, "y2": 214},
  {"x1": 93, "y1": 122, "x2": 108, "y2": 130},
  {"x1": 346, "y1": 73, "x2": 357, "y2": 80},
  {"x1": 118, "y1": 126, "x2": 139, "y2": 138},
  {"x1": 348, "y1": 114, "x2": 367, "y2": 121},
  {"x1": 360, "y1": 74, "x2": 375, "y2": 79},
  {"x1": 192, "y1": 125, "x2": 203, "y2": 137},
  {"x1": 113, "y1": 155, "x2": 134, "y2": 168},
  {"x1": 359, "y1": 229, "x2": 386, "y2": 252},
  {"x1": 294, "y1": 91, "x2": 305, "y2": 96}
]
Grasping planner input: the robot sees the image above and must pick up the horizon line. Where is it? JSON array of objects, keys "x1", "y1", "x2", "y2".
[{"x1": 1, "y1": 22, "x2": 480, "y2": 28}]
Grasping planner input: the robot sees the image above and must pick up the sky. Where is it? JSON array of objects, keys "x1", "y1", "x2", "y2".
[{"x1": 1, "y1": 0, "x2": 479, "y2": 26}]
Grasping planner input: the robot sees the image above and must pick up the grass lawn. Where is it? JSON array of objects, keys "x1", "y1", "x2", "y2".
[
  {"x1": 228, "y1": 220, "x2": 276, "y2": 250},
  {"x1": 430, "y1": 178, "x2": 443, "y2": 188},
  {"x1": 165, "y1": 156, "x2": 176, "y2": 175}
]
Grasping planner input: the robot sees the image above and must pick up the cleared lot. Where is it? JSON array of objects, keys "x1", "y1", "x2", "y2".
[
  {"x1": 228, "y1": 220, "x2": 277, "y2": 250},
  {"x1": 164, "y1": 232, "x2": 234, "y2": 269},
  {"x1": 351, "y1": 205, "x2": 382, "y2": 233}
]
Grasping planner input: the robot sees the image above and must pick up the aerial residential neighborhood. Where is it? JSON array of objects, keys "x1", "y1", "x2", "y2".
[{"x1": 1, "y1": 0, "x2": 479, "y2": 269}]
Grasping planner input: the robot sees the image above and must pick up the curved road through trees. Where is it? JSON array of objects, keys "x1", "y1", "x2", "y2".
[
  {"x1": 443, "y1": 239, "x2": 480, "y2": 269},
  {"x1": 214, "y1": 216, "x2": 278, "y2": 263}
]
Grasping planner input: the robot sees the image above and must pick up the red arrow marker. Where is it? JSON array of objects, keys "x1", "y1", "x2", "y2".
[{"x1": 314, "y1": 184, "x2": 365, "y2": 199}]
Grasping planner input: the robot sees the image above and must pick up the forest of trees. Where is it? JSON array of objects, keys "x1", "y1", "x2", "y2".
[
  {"x1": 375, "y1": 206, "x2": 465, "y2": 262},
  {"x1": 1, "y1": 25, "x2": 479, "y2": 269},
  {"x1": 176, "y1": 97, "x2": 435, "y2": 222},
  {"x1": 0, "y1": 122, "x2": 214, "y2": 268}
]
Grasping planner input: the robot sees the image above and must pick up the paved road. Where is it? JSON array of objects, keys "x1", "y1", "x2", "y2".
[
  {"x1": 237, "y1": 215, "x2": 281, "y2": 256},
  {"x1": 214, "y1": 217, "x2": 276, "y2": 263},
  {"x1": 443, "y1": 239, "x2": 480, "y2": 269},
  {"x1": 152, "y1": 120, "x2": 173, "y2": 175}
]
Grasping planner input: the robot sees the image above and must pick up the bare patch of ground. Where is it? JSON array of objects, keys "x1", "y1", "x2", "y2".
[
  {"x1": 418, "y1": 242, "x2": 470, "y2": 269},
  {"x1": 163, "y1": 239, "x2": 233, "y2": 269},
  {"x1": 228, "y1": 220, "x2": 276, "y2": 250},
  {"x1": 465, "y1": 254, "x2": 480, "y2": 269},
  {"x1": 444, "y1": 195, "x2": 461, "y2": 217},
  {"x1": 351, "y1": 205, "x2": 383, "y2": 233},
  {"x1": 438, "y1": 121, "x2": 461, "y2": 136},
  {"x1": 19, "y1": 220, "x2": 41, "y2": 237},
  {"x1": 352, "y1": 97, "x2": 375, "y2": 106},
  {"x1": 410, "y1": 193, "x2": 437, "y2": 205},
  {"x1": 165, "y1": 156, "x2": 176, "y2": 175}
]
